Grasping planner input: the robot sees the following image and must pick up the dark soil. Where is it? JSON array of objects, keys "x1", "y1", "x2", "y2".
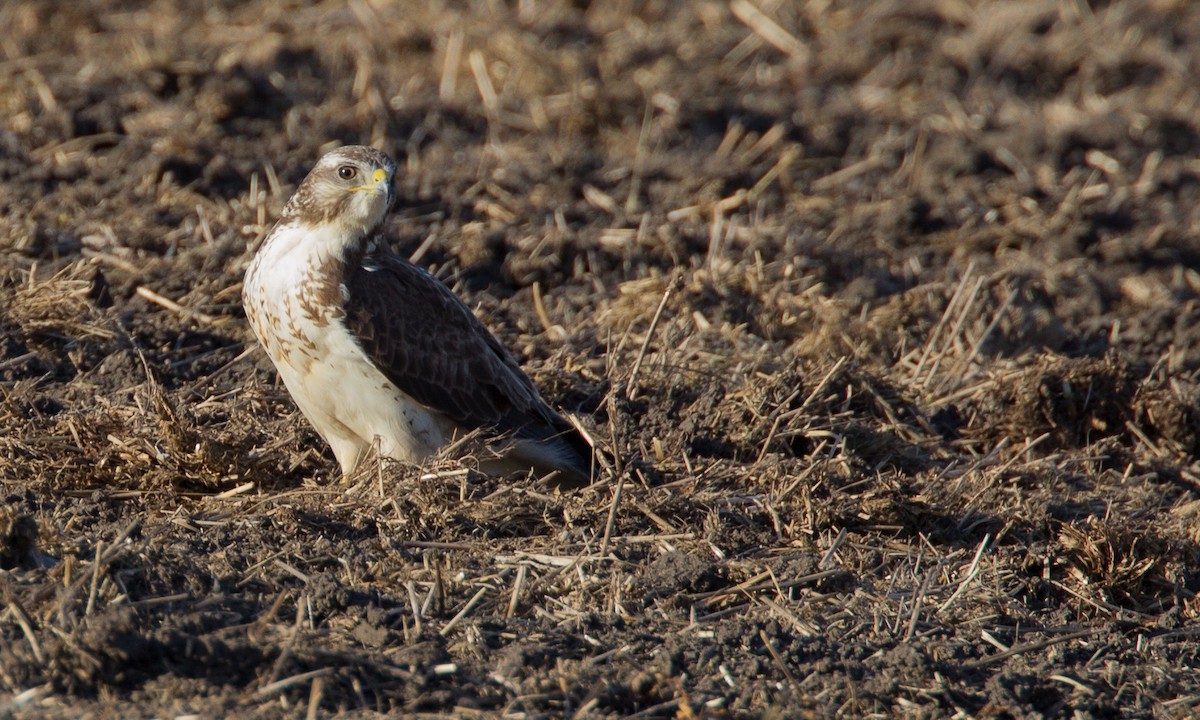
[{"x1": 3, "y1": 1, "x2": 1200, "y2": 718}]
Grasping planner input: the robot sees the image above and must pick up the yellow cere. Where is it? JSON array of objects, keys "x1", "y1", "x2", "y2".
[{"x1": 351, "y1": 168, "x2": 389, "y2": 193}]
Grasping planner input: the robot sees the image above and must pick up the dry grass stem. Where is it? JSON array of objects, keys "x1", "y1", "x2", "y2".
[
  {"x1": 135, "y1": 286, "x2": 220, "y2": 325},
  {"x1": 730, "y1": 0, "x2": 809, "y2": 61},
  {"x1": 254, "y1": 668, "x2": 335, "y2": 700},
  {"x1": 439, "y1": 587, "x2": 489, "y2": 637},
  {"x1": 625, "y1": 280, "x2": 674, "y2": 401}
]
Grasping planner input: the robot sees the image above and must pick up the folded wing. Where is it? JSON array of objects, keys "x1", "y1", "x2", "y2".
[{"x1": 343, "y1": 253, "x2": 595, "y2": 484}]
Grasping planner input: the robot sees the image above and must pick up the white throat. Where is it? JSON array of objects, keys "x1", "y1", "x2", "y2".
[{"x1": 257, "y1": 219, "x2": 358, "y2": 270}]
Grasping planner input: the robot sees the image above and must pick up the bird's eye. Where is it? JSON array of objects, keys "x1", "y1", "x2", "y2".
[{"x1": 337, "y1": 165, "x2": 357, "y2": 180}]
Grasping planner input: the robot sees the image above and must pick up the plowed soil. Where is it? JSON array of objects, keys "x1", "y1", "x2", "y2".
[{"x1": 3, "y1": 1, "x2": 1200, "y2": 718}]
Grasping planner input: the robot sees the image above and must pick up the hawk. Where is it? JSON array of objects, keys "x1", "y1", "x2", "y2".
[{"x1": 243, "y1": 145, "x2": 597, "y2": 486}]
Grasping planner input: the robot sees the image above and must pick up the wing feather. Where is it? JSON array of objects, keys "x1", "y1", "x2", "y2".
[{"x1": 344, "y1": 253, "x2": 567, "y2": 442}]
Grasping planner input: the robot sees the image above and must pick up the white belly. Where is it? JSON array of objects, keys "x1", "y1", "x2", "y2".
[
  {"x1": 275, "y1": 323, "x2": 450, "y2": 470},
  {"x1": 244, "y1": 225, "x2": 452, "y2": 473}
]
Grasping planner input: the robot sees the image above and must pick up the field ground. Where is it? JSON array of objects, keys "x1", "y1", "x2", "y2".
[{"x1": 3, "y1": 0, "x2": 1200, "y2": 717}]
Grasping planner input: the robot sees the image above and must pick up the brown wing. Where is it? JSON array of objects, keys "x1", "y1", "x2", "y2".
[{"x1": 343, "y1": 252, "x2": 594, "y2": 480}]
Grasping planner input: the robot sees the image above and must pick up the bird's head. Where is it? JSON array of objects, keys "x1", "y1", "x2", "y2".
[{"x1": 280, "y1": 146, "x2": 397, "y2": 242}]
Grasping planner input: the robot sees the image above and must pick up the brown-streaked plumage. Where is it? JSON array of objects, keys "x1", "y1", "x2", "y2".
[{"x1": 242, "y1": 145, "x2": 597, "y2": 486}]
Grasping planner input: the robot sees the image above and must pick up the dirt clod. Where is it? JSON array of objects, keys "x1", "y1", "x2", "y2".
[{"x1": 0, "y1": 506, "x2": 39, "y2": 571}]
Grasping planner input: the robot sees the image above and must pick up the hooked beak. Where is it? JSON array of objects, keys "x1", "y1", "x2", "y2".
[
  {"x1": 370, "y1": 167, "x2": 389, "y2": 192},
  {"x1": 352, "y1": 168, "x2": 393, "y2": 203}
]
